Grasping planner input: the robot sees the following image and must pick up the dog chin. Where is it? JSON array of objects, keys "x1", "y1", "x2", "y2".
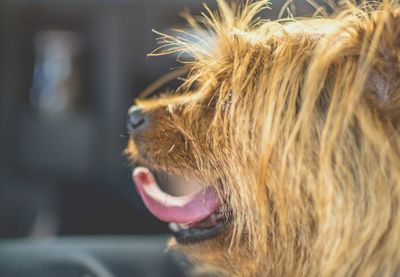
[{"x1": 167, "y1": 230, "x2": 252, "y2": 277}]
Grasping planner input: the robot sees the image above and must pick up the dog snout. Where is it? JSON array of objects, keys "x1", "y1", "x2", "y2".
[{"x1": 127, "y1": 105, "x2": 147, "y2": 133}]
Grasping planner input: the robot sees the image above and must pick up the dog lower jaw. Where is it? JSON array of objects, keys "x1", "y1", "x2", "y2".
[{"x1": 169, "y1": 209, "x2": 231, "y2": 244}]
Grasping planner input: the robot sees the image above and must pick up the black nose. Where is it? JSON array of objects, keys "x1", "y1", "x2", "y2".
[{"x1": 127, "y1": 106, "x2": 147, "y2": 133}]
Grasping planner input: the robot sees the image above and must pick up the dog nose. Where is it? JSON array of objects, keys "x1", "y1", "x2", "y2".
[{"x1": 127, "y1": 105, "x2": 147, "y2": 133}]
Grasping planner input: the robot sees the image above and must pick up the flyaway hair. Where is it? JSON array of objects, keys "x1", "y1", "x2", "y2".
[{"x1": 129, "y1": 1, "x2": 400, "y2": 276}]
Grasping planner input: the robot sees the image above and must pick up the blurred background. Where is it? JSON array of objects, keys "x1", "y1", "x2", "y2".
[{"x1": 0, "y1": 1, "x2": 333, "y2": 275}]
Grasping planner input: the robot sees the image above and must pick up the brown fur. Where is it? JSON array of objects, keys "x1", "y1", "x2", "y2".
[{"x1": 126, "y1": 1, "x2": 400, "y2": 276}]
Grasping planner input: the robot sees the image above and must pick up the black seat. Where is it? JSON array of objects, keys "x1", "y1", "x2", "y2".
[{"x1": 0, "y1": 236, "x2": 188, "y2": 277}]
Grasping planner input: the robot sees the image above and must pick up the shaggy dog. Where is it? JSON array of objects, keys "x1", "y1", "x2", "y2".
[{"x1": 126, "y1": 1, "x2": 400, "y2": 276}]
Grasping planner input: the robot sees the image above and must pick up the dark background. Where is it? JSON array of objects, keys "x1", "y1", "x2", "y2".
[{"x1": 0, "y1": 0, "x2": 330, "y2": 240}]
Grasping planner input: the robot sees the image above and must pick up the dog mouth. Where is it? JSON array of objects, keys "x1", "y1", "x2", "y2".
[{"x1": 132, "y1": 167, "x2": 231, "y2": 244}]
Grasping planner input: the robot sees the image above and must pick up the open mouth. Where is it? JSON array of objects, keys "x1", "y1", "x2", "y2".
[{"x1": 132, "y1": 167, "x2": 230, "y2": 244}]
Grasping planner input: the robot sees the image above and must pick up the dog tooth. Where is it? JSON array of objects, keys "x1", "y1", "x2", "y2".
[
  {"x1": 178, "y1": 223, "x2": 190, "y2": 229},
  {"x1": 210, "y1": 214, "x2": 218, "y2": 223},
  {"x1": 169, "y1": 223, "x2": 180, "y2": 232}
]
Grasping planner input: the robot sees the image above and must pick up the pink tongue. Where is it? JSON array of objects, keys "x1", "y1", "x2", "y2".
[{"x1": 133, "y1": 167, "x2": 219, "y2": 224}]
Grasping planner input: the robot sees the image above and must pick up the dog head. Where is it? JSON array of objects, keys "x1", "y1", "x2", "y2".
[{"x1": 126, "y1": 1, "x2": 400, "y2": 276}]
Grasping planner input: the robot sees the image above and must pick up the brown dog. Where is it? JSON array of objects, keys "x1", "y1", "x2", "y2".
[{"x1": 126, "y1": 1, "x2": 400, "y2": 276}]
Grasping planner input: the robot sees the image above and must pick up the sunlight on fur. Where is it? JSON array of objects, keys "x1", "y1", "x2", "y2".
[{"x1": 127, "y1": 0, "x2": 400, "y2": 275}]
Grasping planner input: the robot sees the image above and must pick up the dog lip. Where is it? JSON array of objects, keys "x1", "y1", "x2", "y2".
[
  {"x1": 132, "y1": 167, "x2": 219, "y2": 224},
  {"x1": 168, "y1": 209, "x2": 232, "y2": 244},
  {"x1": 170, "y1": 220, "x2": 227, "y2": 244}
]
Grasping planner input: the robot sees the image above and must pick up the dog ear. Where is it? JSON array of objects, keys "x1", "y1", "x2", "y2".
[{"x1": 364, "y1": 9, "x2": 400, "y2": 116}]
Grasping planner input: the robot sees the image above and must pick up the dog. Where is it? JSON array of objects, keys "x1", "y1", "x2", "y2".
[{"x1": 126, "y1": 1, "x2": 400, "y2": 276}]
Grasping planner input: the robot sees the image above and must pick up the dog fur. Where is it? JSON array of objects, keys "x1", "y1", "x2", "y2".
[{"x1": 127, "y1": 1, "x2": 400, "y2": 276}]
